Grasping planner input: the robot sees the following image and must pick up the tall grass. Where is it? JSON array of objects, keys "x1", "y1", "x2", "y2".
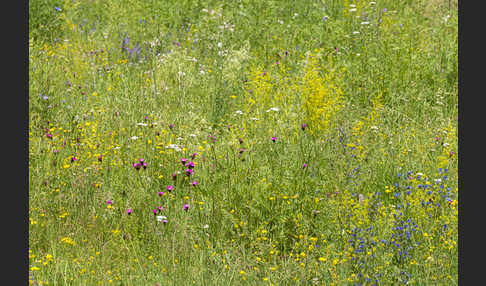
[{"x1": 29, "y1": 0, "x2": 457, "y2": 285}]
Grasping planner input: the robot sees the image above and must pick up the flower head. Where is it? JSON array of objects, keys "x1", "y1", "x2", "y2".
[
  {"x1": 126, "y1": 208, "x2": 133, "y2": 215},
  {"x1": 158, "y1": 192, "x2": 164, "y2": 196},
  {"x1": 185, "y1": 169, "x2": 193, "y2": 176},
  {"x1": 185, "y1": 161, "x2": 195, "y2": 169},
  {"x1": 183, "y1": 204, "x2": 190, "y2": 211},
  {"x1": 271, "y1": 137, "x2": 277, "y2": 142},
  {"x1": 192, "y1": 181, "x2": 198, "y2": 187},
  {"x1": 167, "y1": 185, "x2": 174, "y2": 192}
]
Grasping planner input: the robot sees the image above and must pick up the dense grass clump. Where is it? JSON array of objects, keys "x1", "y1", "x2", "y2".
[{"x1": 29, "y1": 0, "x2": 457, "y2": 285}]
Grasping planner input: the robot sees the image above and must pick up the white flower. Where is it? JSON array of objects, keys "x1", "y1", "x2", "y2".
[
  {"x1": 361, "y1": 21, "x2": 370, "y2": 25},
  {"x1": 217, "y1": 42, "x2": 223, "y2": 48},
  {"x1": 266, "y1": 107, "x2": 279, "y2": 112},
  {"x1": 203, "y1": 224, "x2": 209, "y2": 229},
  {"x1": 137, "y1": 123, "x2": 148, "y2": 126},
  {"x1": 356, "y1": 53, "x2": 361, "y2": 56},
  {"x1": 370, "y1": 2, "x2": 376, "y2": 5},
  {"x1": 434, "y1": 179, "x2": 442, "y2": 184},
  {"x1": 189, "y1": 134, "x2": 197, "y2": 137},
  {"x1": 177, "y1": 137, "x2": 183, "y2": 140},
  {"x1": 130, "y1": 136, "x2": 139, "y2": 140},
  {"x1": 349, "y1": 4, "x2": 356, "y2": 7},
  {"x1": 349, "y1": 8, "x2": 357, "y2": 12},
  {"x1": 156, "y1": 215, "x2": 167, "y2": 222},
  {"x1": 178, "y1": 71, "x2": 186, "y2": 76},
  {"x1": 416, "y1": 172, "x2": 424, "y2": 176},
  {"x1": 165, "y1": 144, "x2": 182, "y2": 151},
  {"x1": 234, "y1": 110, "x2": 244, "y2": 116},
  {"x1": 250, "y1": 117, "x2": 259, "y2": 121},
  {"x1": 353, "y1": 31, "x2": 360, "y2": 34}
]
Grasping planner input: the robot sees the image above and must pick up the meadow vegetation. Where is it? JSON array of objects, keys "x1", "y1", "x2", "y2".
[{"x1": 29, "y1": 0, "x2": 457, "y2": 285}]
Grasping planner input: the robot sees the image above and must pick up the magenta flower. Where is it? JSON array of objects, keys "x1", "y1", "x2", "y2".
[
  {"x1": 238, "y1": 148, "x2": 246, "y2": 154},
  {"x1": 191, "y1": 152, "x2": 198, "y2": 159},
  {"x1": 167, "y1": 185, "x2": 174, "y2": 192},
  {"x1": 301, "y1": 123, "x2": 307, "y2": 131},
  {"x1": 303, "y1": 163, "x2": 308, "y2": 169},
  {"x1": 127, "y1": 208, "x2": 133, "y2": 215},
  {"x1": 238, "y1": 138, "x2": 243, "y2": 144},
  {"x1": 183, "y1": 204, "x2": 189, "y2": 211},
  {"x1": 192, "y1": 181, "x2": 198, "y2": 187},
  {"x1": 271, "y1": 137, "x2": 277, "y2": 142},
  {"x1": 181, "y1": 158, "x2": 188, "y2": 165},
  {"x1": 46, "y1": 133, "x2": 53, "y2": 139},
  {"x1": 185, "y1": 161, "x2": 195, "y2": 169},
  {"x1": 152, "y1": 209, "x2": 158, "y2": 215},
  {"x1": 97, "y1": 154, "x2": 103, "y2": 162},
  {"x1": 157, "y1": 206, "x2": 164, "y2": 212},
  {"x1": 132, "y1": 162, "x2": 141, "y2": 170},
  {"x1": 71, "y1": 156, "x2": 77, "y2": 162},
  {"x1": 171, "y1": 173, "x2": 178, "y2": 180},
  {"x1": 185, "y1": 169, "x2": 193, "y2": 176},
  {"x1": 169, "y1": 123, "x2": 174, "y2": 129},
  {"x1": 106, "y1": 200, "x2": 113, "y2": 205},
  {"x1": 158, "y1": 192, "x2": 164, "y2": 196}
]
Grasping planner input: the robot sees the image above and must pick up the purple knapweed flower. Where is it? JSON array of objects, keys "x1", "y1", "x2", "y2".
[
  {"x1": 71, "y1": 156, "x2": 77, "y2": 162},
  {"x1": 238, "y1": 138, "x2": 244, "y2": 144},
  {"x1": 192, "y1": 181, "x2": 198, "y2": 187},
  {"x1": 152, "y1": 209, "x2": 158, "y2": 215},
  {"x1": 132, "y1": 162, "x2": 141, "y2": 170},
  {"x1": 191, "y1": 152, "x2": 198, "y2": 159},
  {"x1": 183, "y1": 204, "x2": 189, "y2": 211},
  {"x1": 157, "y1": 206, "x2": 164, "y2": 212},
  {"x1": 301, "y1": 123, "x2": 307, "y2": 131},
  {"x1": 126, "y1": 208, "x2": 133, "y2": 215},
  {"x1": 303, "y1": 163, "x2": 308, "y2": 169},
  {"x1": 46, "y1": 133, "x2": 53, "y2": 139},
  {"x1": 158, "y1": 192, "x2": 164, "y2": 196},
  {"x1": 167, "y1": 185, "x2": 174, "y2": 192},
  {"x1": 185, "y1": 169, "x2": 193, "y2": 176},
  {"x1": 181, "y1": 158, "x2": 188, "y2": 165},
  {"x1": 106, "y1": 200, "x2": 113, "y2": 205},
  {"x1": 171, "y1": 173, "x2": 178, "y2": 180},
  {"x1": 169, "y1": 123, "x2": 174, "y2": 130},
  {"x1": 271, "y1": 137, "x2": 277, "y2": 142}
]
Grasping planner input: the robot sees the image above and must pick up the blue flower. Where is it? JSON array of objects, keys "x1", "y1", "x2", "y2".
[{"x1": 55, "y1": 6, "x2": 61, "y2": 12}]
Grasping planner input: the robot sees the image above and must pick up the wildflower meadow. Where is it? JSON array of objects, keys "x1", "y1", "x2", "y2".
[{"x1": 29, "y1": 0, "x2": 458, "y2": 285}]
